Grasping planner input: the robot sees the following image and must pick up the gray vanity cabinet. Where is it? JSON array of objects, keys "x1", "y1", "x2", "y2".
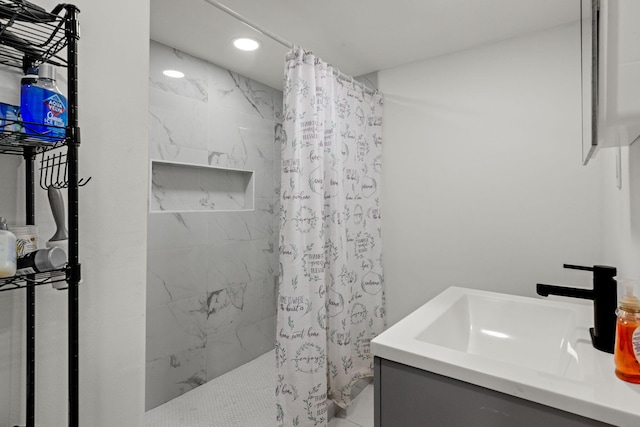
[{"x1": 374, "y1": 357, "x2": 612, "y2": 427}]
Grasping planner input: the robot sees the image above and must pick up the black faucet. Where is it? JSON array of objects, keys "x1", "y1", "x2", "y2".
[{"x1": 536, "y1": 264, "x2": 617, "y2": 354}]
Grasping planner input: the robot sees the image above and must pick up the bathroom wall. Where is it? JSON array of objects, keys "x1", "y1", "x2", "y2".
[
  {"x1": 0, "y1": 4, "x2": 631, "y2": 426},
  {"x1": 378, "y1": 21, "x2": 605, "y2": 325},
  {"x1": 0, "y1": 0, "x2": 149, "y2": 426},
  {"x1": 145, "y1": 41, "x2": 281, "y2": 410},
  {"x1": 601, "y1": 144, "x2": 640, "y2": 280}
]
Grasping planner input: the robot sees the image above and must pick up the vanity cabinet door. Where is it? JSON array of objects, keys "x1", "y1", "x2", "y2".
[{"x1": 374, "y1": 357, "x2": 612, "y2": 427}]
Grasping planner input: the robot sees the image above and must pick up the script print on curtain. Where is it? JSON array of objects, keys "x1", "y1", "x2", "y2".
[{"x1": 276, "y1": 48, "x2": 385, "y2": 426}]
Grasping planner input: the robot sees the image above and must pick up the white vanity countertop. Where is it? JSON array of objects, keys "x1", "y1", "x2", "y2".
[{"x1": 371, "y1": 287, "x2": 640, "y2": 427}]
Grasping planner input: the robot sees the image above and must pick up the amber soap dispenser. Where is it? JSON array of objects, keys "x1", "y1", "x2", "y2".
[{"x1": 614, "y1": 280, "x2": 640, "y2": 384}]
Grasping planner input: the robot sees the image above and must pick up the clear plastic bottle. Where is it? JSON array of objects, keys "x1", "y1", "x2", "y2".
[
  {"x1": 20, "y1": 63, "x2": 67, "y2": 141},
  {"x1": 0, "y1": 217, "x2": 17, "y2": 278},
  {"x1": 614, "y1": 280, "x2": 640, "y2": 384}
]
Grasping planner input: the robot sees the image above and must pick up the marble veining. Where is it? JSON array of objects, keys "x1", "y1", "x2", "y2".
[
  {"x1": 149, "y1": 88, "x2": 208, "y2": 150},
  {"x1": 209, "y1": 67, "x2": 276, "y2": 121},
  {"x1": 146, "y1": 40, "x2": 281, "y2": 410},
  {"x1": 145, "y1": 346, "x2": 207, "y2": 410},
  {"x1": 229, "y1": 72, "x2": 266, "y2": 118},
  {"x1": 147, "y1": 246, "x2": 207, "y2": 307}
]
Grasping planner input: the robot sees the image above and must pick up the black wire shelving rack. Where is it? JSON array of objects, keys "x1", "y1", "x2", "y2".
[{"x1": 0, "y1": 1, "x2": 81, "y2": 426}]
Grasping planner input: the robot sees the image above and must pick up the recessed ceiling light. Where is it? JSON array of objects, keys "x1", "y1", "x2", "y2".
[
  {"x1": 233, "y1": 37, "x2": 260, "y2": 51},
  {"x1": 163, "y1": 69, "x2": 185, "y2": 78}
]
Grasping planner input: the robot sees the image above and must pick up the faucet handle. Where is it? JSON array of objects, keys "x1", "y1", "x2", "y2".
[
  {"x1": 564, "y1": 264, "x2": 617, "y2": 277},
  {"x1": 563, "y1": 264, "x2": 594, "y2": 272}
]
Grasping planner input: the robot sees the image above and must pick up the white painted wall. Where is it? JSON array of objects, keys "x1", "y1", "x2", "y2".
[
  {"x1": 378, "y1": 22, "x2": 604, "y2": 325},
  {"x1": 0, "y1": 0, "x2": 149, "y2": 426}
]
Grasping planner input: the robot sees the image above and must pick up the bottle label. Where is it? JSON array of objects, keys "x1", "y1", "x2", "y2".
[
  {"x1": 43, "y1": 93, "x2": 66, "y2": 126},
  {"x1": 634, "y1": 326, "x2": 640, "y2": 363},
  {"x1": 16, "y1": 236, "x2": 38, "y2": 258}
]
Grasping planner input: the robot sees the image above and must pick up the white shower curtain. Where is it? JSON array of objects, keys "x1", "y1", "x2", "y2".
[{"x1": 276, "y1": 48, "x2": 385, "y2": 426}]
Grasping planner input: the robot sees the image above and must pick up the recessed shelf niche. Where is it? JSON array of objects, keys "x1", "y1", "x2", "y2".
[{"x1": 150, "y1": 160, "x2": 254, "y2": 213}]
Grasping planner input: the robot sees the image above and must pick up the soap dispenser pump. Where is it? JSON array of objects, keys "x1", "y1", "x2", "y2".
[{"x1": 614, "y1": 279, "x2": 640, "y2": 384}]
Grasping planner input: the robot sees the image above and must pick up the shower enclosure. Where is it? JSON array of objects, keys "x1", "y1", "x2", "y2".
[{"x1": 145, "y1": 40, "x2": 282, "y2": 410}]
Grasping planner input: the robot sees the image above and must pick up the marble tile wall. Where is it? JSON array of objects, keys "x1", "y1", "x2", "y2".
[{"x1": 146, "y1": 40, "x2": 282, "y2": 410}]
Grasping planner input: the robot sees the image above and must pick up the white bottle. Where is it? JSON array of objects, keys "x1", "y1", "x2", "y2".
[{"x1": 0, "y1": 217, "x2": 17, "y2": 278}]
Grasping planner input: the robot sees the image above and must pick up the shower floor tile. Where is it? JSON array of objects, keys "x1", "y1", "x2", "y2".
[
  {"x1": 145, "y1": 350, "x2": 275, "y2": 427},
  {"x1": 145, "y1": 349, "x2": 374, "y2": 427},
  {"x1": 332, "y1": 385, "x2": 374, "y2": 427}
]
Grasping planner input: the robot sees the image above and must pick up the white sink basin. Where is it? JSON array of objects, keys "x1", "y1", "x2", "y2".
[
  {"x1": 371, "y1": 287, "x2": 640, "y2": 427},
  {"x1": 415, "y1": 291, "x2": 582, "y2": 379}
]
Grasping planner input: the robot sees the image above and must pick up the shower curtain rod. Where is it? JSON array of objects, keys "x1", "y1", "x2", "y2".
[{"x1": 203, "y1": 0, "x2": 377, "y2": 95}]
